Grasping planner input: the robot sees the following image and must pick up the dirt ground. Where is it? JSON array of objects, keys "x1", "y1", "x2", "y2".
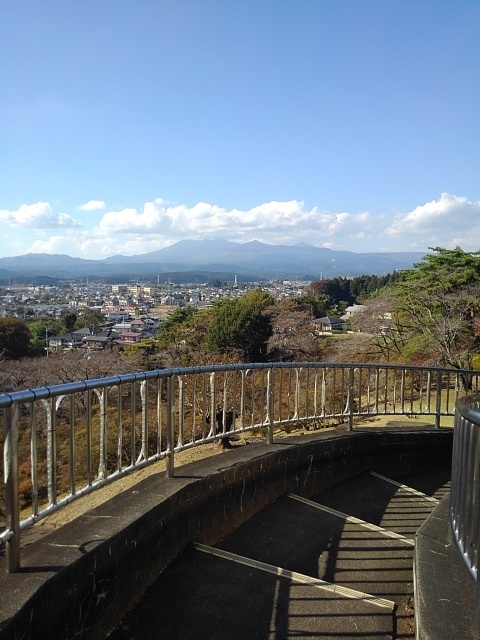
[{"x1": 21, "y1": 414, "x2": 439, "y2": 539}]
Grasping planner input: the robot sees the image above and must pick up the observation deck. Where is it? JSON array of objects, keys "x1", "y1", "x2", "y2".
[{"x1": 0, "y1": 362, "x2": 478, "y2": 638}]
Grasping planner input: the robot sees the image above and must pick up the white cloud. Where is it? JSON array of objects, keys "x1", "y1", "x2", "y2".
[
  {"x1": 77, "y1": 200, "x2": 106, "y2": 211},
  {"x1": 0, "y1": 202, "x2": 80, "y2": 228},
  {"x1": 96, "y1": 199, "x2": 374, "y2": 247},
  {"x1": 3, "y1": 193, "x2": 480, "y2": 259},
  {"x1": 386, "y1": 193, "x2": 480, "y2": 249}
]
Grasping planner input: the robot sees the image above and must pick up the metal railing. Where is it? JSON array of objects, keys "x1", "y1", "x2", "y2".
[
  {"x1": 451, "y1": 394, "x2": 480, "y2": 637},
  {"x1": 1, "y1": 361, "x2": 476, "y2": 573}
]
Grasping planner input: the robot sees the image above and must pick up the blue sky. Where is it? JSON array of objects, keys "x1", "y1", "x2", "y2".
[{"x1": 1, "y1": 0, "x2": 479, "y2": 259}]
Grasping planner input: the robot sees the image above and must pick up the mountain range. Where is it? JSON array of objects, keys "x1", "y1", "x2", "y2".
[{"x1": 0, "y1": 239, "x2": 426, "y2": 282}]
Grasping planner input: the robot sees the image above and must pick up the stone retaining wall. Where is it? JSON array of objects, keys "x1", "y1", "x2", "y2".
[{"x1": 0, "y1": 428, "x2": 453, "y2": 640}]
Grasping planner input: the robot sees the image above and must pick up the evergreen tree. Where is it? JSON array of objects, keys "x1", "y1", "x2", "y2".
[
  {"x1": 395, "y1": 247, "x2": 480, "y2": 379},
  {"x1": 0, "y1": 318, "x2": 32, "y2": 359},
  {"x1": 207, "y1": 290, "x2": 274, "y2": 362}
]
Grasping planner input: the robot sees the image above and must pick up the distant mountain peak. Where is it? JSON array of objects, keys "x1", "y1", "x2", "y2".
[{"x1": 0, "y1": 239, "x2": 427, "y2": 281}]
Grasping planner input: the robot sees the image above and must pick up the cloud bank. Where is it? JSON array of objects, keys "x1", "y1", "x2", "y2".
[
  {"x1": 0, "y1": 202, "x2": 80, "y2": 229},
  {"x1": 0, "y1": 193, "x2": 478, "y2": 259},
  {"x1": 386, "y1": 193, "x2": 480, "y2": 248},
  {"x1": 97, "y1": 198, "x2": 375, "y2": 246}
]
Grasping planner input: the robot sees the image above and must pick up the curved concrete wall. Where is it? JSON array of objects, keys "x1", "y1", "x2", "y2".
[{"x1": 0, "y1": 428, "x2": 452, "y2": 639}]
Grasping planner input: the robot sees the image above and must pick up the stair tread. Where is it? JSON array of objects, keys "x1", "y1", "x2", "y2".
[
  {"x1": 310, "y1": 471, "x2": 440, "y2": 537},
  {"x1": 108, "y1": 545, "x2": 394, "y2": 640}
]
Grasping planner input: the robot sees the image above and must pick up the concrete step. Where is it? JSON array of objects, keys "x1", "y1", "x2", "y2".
[
  {"x1": 108, "y1": 468, "x2": 450, "y2": 640},
  {"x1": 108, "y1": 543, "x2": 395, "y2": 640},
  {"x1": 216, "y1": 494, "x2": 414, "y2": 603},
  {"x1": 310, "y1": 470, "x2": 440, "y2": 539}
]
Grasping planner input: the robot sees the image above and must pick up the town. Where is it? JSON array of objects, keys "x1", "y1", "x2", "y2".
[{"x1": 0, "y1": 278, "x2": 319, "y2": 353}]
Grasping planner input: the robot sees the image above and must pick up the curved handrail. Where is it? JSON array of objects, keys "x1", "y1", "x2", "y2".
[
  {"x1": 451, "y1": 395, "x2": 480, "y2": 581},
  {"x1": 1, "y1": 361, "x2": 476, "y2": 572}
]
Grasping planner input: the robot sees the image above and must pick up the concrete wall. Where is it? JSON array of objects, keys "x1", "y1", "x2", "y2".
[{"x1": 0, "y1": 428, "x2": 452, "y2": 639}]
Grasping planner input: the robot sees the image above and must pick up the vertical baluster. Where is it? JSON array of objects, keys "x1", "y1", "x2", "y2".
[
  {"x1": 240, "y1": 370, "x2": 246, "y2": 431},
  {"x1": 293, "y1": 368, "x2": 300, "y2": 420},
  {"x1": 267, "y1": 368, "x2": 274, "y2": 444},
  {"x1": 209, "y1": 372, "x2": 216, "y2": 438},
  {"x1": 86, "y1": 389, "x2": 92, "y2": 486},
  {"x1": 278, "y1": 366, "x2": 284, "y2": 425},
  {"x1": 69, "y1": 394, "x2": 76, "y2": 496},
  {"x1": 156, "y1": 378, "x2": 162, "y2": 455},
  {"x1": 117, "y1": 383, "x2": 123, "y2": 471},
  {"x1": 392, "y1": 368, "x2": 397, "y2": 414},
  {"x1": 358, "y1": 367, "x2": 363, "y2": 417},
  {"x1": 4, "y1": 403, "x2": 20, "y2": 572},
  {"x1": 98, "y1": 389, "x2": 107, "y2": 479},
  {"x1": 332, "y1": 366, "x2": 337, "y2": 417},
  {"x1": 435, "y1": 370, "x2": 442, "y2": 428},
  {"x1": 383, "y1": 368, "x2": 388, "y2": 414},
  {"x1": 251, "y1": 369, "x2": 256, "y2": 427},
  {"x1": 348, "y1": 367, "x2": 354, "y2": 431},
  {"x1": 231, "y1": 369, "x2": 237, "y2": 437},
  {"x1": 202, "y1": 372, "x2": 208, "y2": 438},
  {"x1": 426, "y1": 371, "x2": 432, "y2": 415},
  {"x1": 401, "y1": 369, "x2": 406, "y2": 416},
  {"x1": 445, "y1": 372, "x2": 451, "y2": 414},
  {"x1": 30, "y1": 403, "x2": 38, "y2": 517},
  {"x1": 130, "y1": 381, "x2": 136, "y2": 466},
  {"x1": 138, "y1": 379, "x2": 148, "y2": 461},
  {"x1": 366, "y1": 367, "x2": 371, "y2": 414},
  {"x1": 305, "y1": 367, "x2": 310, "y2": 421},
  {"x1": 48, "y1": 397, "x2": 57, "y2": 505},
  {"x1": 222, "y1": 371, "x2": 228, "y2": 435},
  {"x1": 409, "y1": 370, "x2": 415, "y2": 416},
  {"x1": 287, "y1": 367, "x2": 292, "y2": 422},
  {"x1": 321, "y1": 367, "x2": 326, "y2": 417},
  {"x1": 177, "y1": 376, "x2": 184, "y2": 448},
  {"x1": 191, "y1": 373, "x2": 197, "y2": 444},
  {"x1": 166, "y1": 375, "x2": 175, "y2": 478}
]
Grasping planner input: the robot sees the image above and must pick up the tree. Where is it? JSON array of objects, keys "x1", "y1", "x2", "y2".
[
  {"x1": 0, "y1": 318, "x2": 32, "y2": 359},
  {"x1": 207, "y1": 290, "x2": 274, "y2": 362},
  {"x1": 309, "y1": 278, "x2": 354, "y2": 307},
  {"x1": 395, "y1": 247, "x2": 480, "y2": 380},
  {"x1": 26, "y1": 319, "x2": 65, "y2": 355},
  {"x1": 74, "y1": 308, "x2": 106, "y2": 331},
  {"x1": 63, "y1": 312, "x2": 77, "y2": 332},
  {"x1": 346, "y1": 292, "x2": 408, "y2": 363},
  {"x1": 267, "y1": 299, "x2": 322, "y2": 361},
  {"x1": 157, "y1": 307, "x2": 213, "y2": 367},
  {"x1": 158, "y1": 306, "x2": 197, "y2": 346},
  {"x1": 293, "y1": 293, "x2": 331, "y2": 318}
]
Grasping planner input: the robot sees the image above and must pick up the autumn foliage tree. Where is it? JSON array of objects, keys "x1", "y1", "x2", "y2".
[{"x1": 267, "y1": 299, "x2": 322, "y2": 361}]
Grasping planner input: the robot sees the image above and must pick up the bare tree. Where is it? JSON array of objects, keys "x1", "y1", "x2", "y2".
[
  {"x1": 347, "y1": 294, "x2": 409, "y2": 363},
  {"x1": 267, "y1": 300, "x2": 322, "y2": 361}
]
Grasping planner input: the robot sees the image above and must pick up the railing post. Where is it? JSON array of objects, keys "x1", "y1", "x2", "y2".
[
  {"x1": 267, "y1": 368, "x2": 274, "y2": 445},
  {"x1": 435, "y1": 370, "x2": 442, "y2": 429},
  {"x1": 98, "y1": 389, "x2": 107, "y2": 479},
  {"x1": 46, "y1": 398, "x2": 57, "y2": 506},
  {"x1": 474, "y1": 577, "x2": 480, "y2": 639},
  {"x1": 348, "y1": 366, "x2": 354, "y2": 431},
  {"x1": 4, "y1": 404, "x2": 20, "y2": 572},
  {"x1": 139, "y1": 380, "x2": 148, "y2": 461},
  {"x1": 166, "y1": 376, "x2": 175, "y2": 478}
]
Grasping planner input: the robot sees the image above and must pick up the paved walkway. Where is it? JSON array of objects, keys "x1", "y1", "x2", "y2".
[{"x1": 108, "y1": 466, "x2": 451, "y2": 640}]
